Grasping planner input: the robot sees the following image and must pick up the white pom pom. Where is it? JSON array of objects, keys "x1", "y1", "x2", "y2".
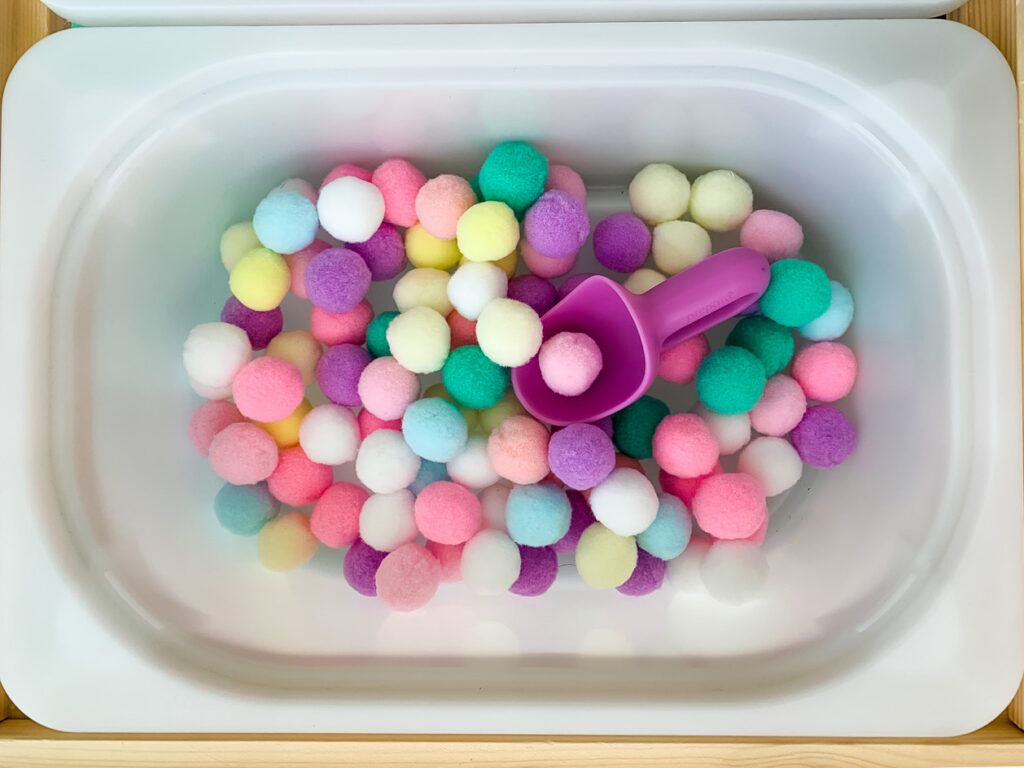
[
  {"x1": 666, "y1": 539, "x2": 711, "y2": 594},
  {"x1": 188, "y1": 377, "x2": 233, "y2": 400},
  {"x1": 359, "y1": 490, "x2": 418, "y2": 552},
  {"x1": 623, "y1": 268, "x2": 666, "y2": 295},
  {"x1": 588, "y1": 467, "x2": 659, "y2": 536},
  {"x1": 386, "y1": 306, "x2": 451, "y2": 374},
  {"x1": 628, "y1": 163, "x2": 690, "y2": 224},
  {"x1": 652, "y1": 220, "x2": 712, "y2": 274},
  {"x1": 183, "y1": 322, "x2": 252, "y2": 390},
  {"x1": 694, "y1": 403, "x2": 751, "y2": 455},
  {"x1": 700, "y1": 540, "x2": 768, "y2": 605},
  {"x1": 299, "y1": 404, "x2": 360, "y2": 465},
  {"x1": 689, "y1": 169, "x2": 754, "y2": 233},
  {"x1": 355, "y1": 429, "x2": 421, "y2": 494},
  {"x1": 460, "y1": 529, "x2": 521, "y2": 595},
  {"x1": 273, "y1": 177, "x2": 317, "y2": 204},
  {"x1": 479, "y1": 483, "x2": 510, "y2": 531},
  {"x1": 447, "y1": 262, "x2": 509, "y2": 320},
  {"x1": 476, "y1": 298, "x2": 543, "y2": 367},
  {"x1": 738, "y1": 436, "x2": 803, "y2": 497},
  {"x1": 316, "y1": 176, "x2": 385, "y2": 243},
  {"x1": 446, "y1": 436, "x2": 500, "y2": 489}
]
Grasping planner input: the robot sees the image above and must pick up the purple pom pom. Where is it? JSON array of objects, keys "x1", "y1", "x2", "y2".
[
  {"x1": 548, "y1": 423, "x2": 616, "y2": 491},
  {"x1": 304, "y1": 247, "x2": 371, "y2": 313},
  {"x1": 344, "y1": 539, "x2": 388, "y2": 596},
  {"x1": 524, "y1": 190, "x2": 590, "y2": 260},
  {"x1": 507, "y1": 274, "x2": 557, "y2": 316},
  {"x1": 616, "y1": 550, "x2": 666, "y2": 596},
  {"x1": 316, "y1": 343, "x2": 371, "y2": 406},
  {"x1": 552, "y1": 490, "x2": 596, "y2": 553},
  {"x1": 509, "y1": 545, "x2": 558, "y2": 597},
  {"x1": 220, "y1": 296, "x2": 282, "y2": 350},
  {"x1": 347, "y1": 223, "x2": 407, "y2": 281},
  {"x1": 593, "y1": 212, "x2": 651, "y2": 273},
  {"x1": 558, "y1": 272, "x2": 597, "y2": 300},
  {"x1": 589, "y1": 416, "x2": 613, "y2": 439},
  {"x1": 790, "y1": 404, "x2": 857, "y2": 468}
]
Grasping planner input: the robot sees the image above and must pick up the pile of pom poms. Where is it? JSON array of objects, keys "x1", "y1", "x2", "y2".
[{"x1": 185, "y1": 143, "x2": 857, "y2": 611}]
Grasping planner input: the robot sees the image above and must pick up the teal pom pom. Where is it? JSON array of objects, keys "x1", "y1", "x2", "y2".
[
  {"x1": 636, "y1": 494, "x2": 692, "y2": 560},
  {"x1": 366, "y1": 310, "x2": 399, "y2": 358},
  {"x1": 479, "y1": 141, "x2": 548, "y2": 217},
  {"x1": 759, "y1": 259, "x2": 831, "y2": 327},
  {"x1": 696, "y1": 346, "x2": 767, "y2": 414},
  {"x1": 409, "y1": 460, "x2": 450, "y2": 494},
  {"x1": 442, "y1": 345, "x2": 509, "y2": 409},
  {"x1": 612, "y1": 394, "x2": 670, "y2": 459},
  {"x1": 726, "y1": 315, "x2": 794, "y2": 376},
  {"x1": 214, "y1": 482, "x2": 279, "y2": 535}
]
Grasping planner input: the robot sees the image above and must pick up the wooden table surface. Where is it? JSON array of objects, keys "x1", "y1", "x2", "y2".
[{"x1": 0, "y1": 0, "x2": 1021, "y2": 765}]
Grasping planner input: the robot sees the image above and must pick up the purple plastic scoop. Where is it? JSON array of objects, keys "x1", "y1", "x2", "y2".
[{"x1": 512, "y1": 247, "x2": 770, "y2": 426}]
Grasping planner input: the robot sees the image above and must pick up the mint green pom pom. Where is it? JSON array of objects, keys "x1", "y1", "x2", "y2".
[
  {"x1": 726, "y1": 316, "x2": 794, "y2": 376},
  {"x1": 612, "y1": 395, "x2": 669, "y2": 459},
  {"x1": 442, "y1": 345, "x2": 509, "y2": 409},
  {"x1": 479, "y1": 141, "x2": 548, "y2": 217},
  {"x1": 366, "y1": 310, "x2": 398, "y2": 358},
  {"x1": 759, "y1": 259, "x2": 831, "y2": 328},
  {"x1": 696, "y1": 346, "x2": 767, "y2": 415}
]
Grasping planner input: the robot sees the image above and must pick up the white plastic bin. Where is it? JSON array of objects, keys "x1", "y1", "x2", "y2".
[{"x1": 0, "y1": 12, "x2": 1021, "y2": 736}]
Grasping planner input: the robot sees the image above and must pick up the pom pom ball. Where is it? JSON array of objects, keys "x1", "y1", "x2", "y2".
[
  {"x1": 310, "y1": 299, "x2": 374, "y2": 346},
  {"x1": 658, "y1": 333, "x2": 710, "y2": 385},
  {"x1": 317, "y1": 176, "x2": 385, "y2": 243},
  {"x1": 476, "y1": 298, "x2": 543, "y2": 367},
  {"x1": 355, "y1": 428, "x2": 422, "y2": 493},
  {"x1": 759, "y1": 259, "x2": 831, "y2": 328},
  {"x1": 409, "y1": 459, "x2": 450, "y2": 495},
  {"x1": 652, "y1": 413, "x2": 720, "y2": 478},
  {"x1": 221, "y1": 297, "x2": 282, "y2": 351},
  {"x1": 790, "y1": 405, "x2": 857, "y2": 468},
  {"x1": 447, "y1": 262, "x2": 508, "y2": 321},
  {"x1": 726, "y1": 315, "x2": 794, "y2": 376},
  {"x1": 521, "y1": 238, "x2": 576, "y2": 278},
  {"x1": 214, "y1": 481, "x2": 279, "y2": 536},
  {"x1": 624, "y1": 268, "x2": 665, "y2": 294},
  {"x1": 316, "y1": 343, "x2": 371, "y2": 407},
  {"x1": 358, "y1": 356, "x2": 420, "y2": 420},
  {"x1": 659, "y1": 463, "x2": 723, "y2": 508},
  {"x1": 285, "y1": 240, "x2": 330, "y2": 300},
  {"x1": 506, "y1": 483, "x2": 572, "y2": 546},
  {"x1": 220, "y1": 221, "x2": 261, "y2": 272},
  {"x1": 696, "y1": 346, "x2": 767, "y2": 415},
  {"x1": 652, "y1": 220, "x2": 712, "y2": 274},
  {"x1": 366, "y1": 310, "x2": 399, "y2": 358},
  {"x1": 507, "y1": 274, "x2": 557, "y2": 316},
  {"x1": 688, "y1": 169, "x2": 753, "y2": 232},
  {"x1": 477, "y1": 390, "x2": 528, "y2": 434},
  {"x1": 304, "y1": 248, "x2": 371, "y2": 314},
  {"x1": 189, "y1": 400, "x2": 245, "y2": 456},
  {"x1": 321, "y1": 162, "x2": 372, "y2": 189},
  {"x1": 412, "y1": 481, "x2": 483, "y2": 545},
  {"x1": 510, "y1": 545, "x2": 559, "y2": 597},
  {"x1": 232, "y1": 356, "x2": 304, "y2": 422},
  {"x1": 359, "y1": 489, "x2": 418, "y2": 552},
  {"x1": 738, "y1": 436, "x2": 803, "y2": 497},
  {"x1": 386, "y1": 307, "x2": 451, "y2": 374},
  {"x1": 691, "y1": 472, "x2": 767, "y2": 540},
  {"x1": 446, "y1": 436, "x2": 499, "y2": 489},
  {"x1": 440, "y1": 347, "x2": 507, "y2": 411},
  {"x1": 524, "y1": 190, "x2": 589, "y2": 259},
  {"x1": 401, "y1": 397, "x2": 468, "y2": 462},
  {"x1": 267, "y1": 446, "x2": 333, "y2": 506},
  {"x1": 739, "y1": 209, "x2": 804, "y2": 262},
  {"x1": 425, "y1": 540, "x2": 464, "y2": 582},
  {"x1": 357, "y1": 409, "x2": 402, "y2": 438},
  {"x1": 558, "y1": 272, "x2": 595, "y2": 300},
  {"x1": 405, "y1": 223, "x2": 462, "y2": 270},
  {"x1": 487, "y1": 415, "x2": 550, "y2": 484},
  {"x1": 593, "y1": 212, "x2": 651, "y2": 273},
  {"x1": 800, "y1": 280, "x2": 854, "y2": 341},
  {"x1": 617, "y1": 550, "x2": 667, "y2": 596},
  {"x1": 547, "y1": 423, "x2": 615, "y2": 490},
  {"x1": 544, "y1": 164, "x2": 586, "y2": 202},
  {"x1": 311, "y1": 481, "x2": 368, "y2": 547},
  {"x1": 253, "y1": 189, "x2": 318, "y2": 255},
  {"x1": 693, "y1": 403, "x2": 751, "y2": 455},
  {"x1": 749, "y1": 374, "x2": 807, "y2": 437},
  {"x1": 344, "y1": 539, "x2": 388, "y2": 596},
  {"x1": 272, "y1": 177, "x2": 317, "y2": 203},
  {"x1": 575, "y1": 523, "x2": 638, "y2": 589},
  {"x1": 628, "y1": 163, "x2": 690, "y2": 224},
  {"x1": 700, "y1": 540, "x2": 768, "y2": 605},
  {"x1": 375, "y1": 543, "x2": 441, "y2": 611},
  {"x1": 636, "y1": 494, "x2": 691, "y2": 561},
  {"x1": 456, "y1": 201, "x2": 520, "y2": 263},
  {"x1": 792, "y1": 341, "x2": 857, "y2": 402},
  {"x1": 347, "y1": 223, "x2": 407, "y2": 281},
  {"x1": 266, "y1": 330, "x2": 321, "y2": 385},
  {"x1": 415, "y1": 174, "x2": 478, "y2": 240},
  {"x1": 299, "y1": 403, "x2": 360, "y2": 465},
  {"x1": 229, "y1": 248, "x2": 291, "y2": 311},
  {"x1": 461, "y1": 529, "x2": 521, "y2": 595},
  {"x1": 538, "y1": 331, "x2": 603, "y2": 397},
  {"x1": 208, "y1": 423, "x2": 278, "y2": 485},
  {"x1": 393, "y1": 267, "x2": 452, "y2": 315},
  {"x1": 478, "y1": 140, "x2": 548, "y2": 217},
  {"x1": 447, "y1": 310, "x2": 478, "y2": 349},
  {"x1": 371, "y1": 158, "x2": 425, "y2": 228},
  {"x1": 611, "y1": 394, "x2": 669, "y2": 459},
  {"x1": 552, "y1": 490, "x2": 596, "y2": 553},
  {"x1": 588, "y1": 467, "x2": 659, "y2": 536},
  {"x1": 183, "y1": 322, "x2": 252, "y2": 390},
  {"x1": 480, "y1": 483, "x2": 511, "y2": 531},
  {"x1": 258, "y1": 512, "x2": 318, "y2": 572},
  {"x1": 257, "y1": 398, "x2": 312, "y2": 449}
]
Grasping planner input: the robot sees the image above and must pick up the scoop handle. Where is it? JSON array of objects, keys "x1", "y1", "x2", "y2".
[{"x1": 637, "y1": 247, "x2": 770, "y2": 349}]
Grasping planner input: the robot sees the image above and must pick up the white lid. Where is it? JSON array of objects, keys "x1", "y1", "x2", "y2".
[{"x1": 44, "y1": 0, "x2": 965, "y2": 26}]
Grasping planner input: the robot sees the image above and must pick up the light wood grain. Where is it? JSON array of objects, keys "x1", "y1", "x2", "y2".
[{"x1": 2, "y1": 0, "x2": 1024, "y2": 762}]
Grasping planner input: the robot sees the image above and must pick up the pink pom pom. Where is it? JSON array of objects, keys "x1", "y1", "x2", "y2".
[
  {"x1": 375, "y1": 543, "x2": 441, "y2": 611},
  {"x1": 310, "y1": 299, "x2": 374, "y2": 346},
  {"x1": 521, "y1": 238, "x2": 576, "y2": 278},
  {"x1": 232, "y1": 356, "x2": 305, "y2": 422},
  {"x1": 749, "y1": 374, "x2": 807, "y2": 436},
  {"x1": 487, "y1": 415, "x2": 550, "y2": 485},
  {"x1": 426, "y1": 540, "x2": 464, "y2": 582},
  {"x1": 357, "y1": 409, "x2": 403, "y2": 439},
  {"x1": 739, "y1": 210, "x2": 804, "y2": 263},
  {"x1": 208, "y1": 423, "x2": 279, "y2": 485},
  {"x1": 188, "y1": 400, "x2": 245, "y2": 456},
  {"x1": 320, "y1": 163, "x2": 372, "y2": 191},
  {"x1": 658, "y1": 334, "x2": 710, "y2": 385},
  {"x1": 447, "y1": 310, "x2": 478, "y2": 349},
  {"x1": 311, "y1": 481, "x2": 369, "y2": 548},
  {"x1": 652, "y1": 413, "x2": 720, "y2": 479},
  {"x1": 538, "y1": 331, "x2": 603, "y2": 396},
  {"x1": 660, "y1": 463, "x2": 723, "y2": 508},
  {"x1": 415, "y1": 174, "x2": 478, "y2": 240},
  {"x1": 357, "y1": 356, "x2": 420, "y2": 421},
  {"x1": 692, "y1": 472, "x2": 767, "y2": 540},
  {"x1": 414, "y1": 481, "x2": 482, "y2": 545},
  {"x1": 792, "y1": 342, "x2": 857, "y2": 403},
  {"x1": 285, "y1": 240, "x2": 330, "y2": 299},
  {"x1": 544, "y1": 164, "x2": 586, "y2": 202},
  {"x1": 372, "y1": 159, "x2": 426, "y2": 228},
  {"x1": 267, "y1": 446, "x2": 333, "y2": 507}
]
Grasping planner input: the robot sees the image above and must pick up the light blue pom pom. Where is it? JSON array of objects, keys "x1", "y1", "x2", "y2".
[
  {"x1": 409, "y1": 460, "x2": 450, "y2": 494},
  {"x1": 799, "y1": 280, "x2": 854, "y2": 341},
  {"x1": 401, "y1": 398, "x2": 468, "y2": 462},
  {"x1": 214, "y1": 481, "x2": 279, "y2": 535},
  {"x1": 253, "y1": 189, "x2": 318, "y2": 255},
  {"x1": 506, "y1": 483, "x2": 571, "y2": 546},
  {"x1": 636, "y1": 494, "x2": 692, "y2": 560}
]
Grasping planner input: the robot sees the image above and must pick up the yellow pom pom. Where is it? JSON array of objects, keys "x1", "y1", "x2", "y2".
[
  {"x1": 405, "y1": 223, "x2": 462, "y2": 269},
  {"x1": 477, "y1": 389, "x2": 527, "y2": 434},
  {"x1": 461, "y1": 248, "x2": 517, "y2": 278},
  {"x1": 575, "y1": 523, "x2": 638, "y2": 589},
  {"x1": 229, "y1": 247, "x2": 290, "y2": 311},
  {"x1": 456, "y1": 201, "x2": 520, "y2": 263},
  {"x1": 220, "y1": 221, "x2": 261, "y2": 271},
  {"x1": 393, "y1": 267, "x2": 452, "y2": 315},
  {"x1": 265, "y1": 330, "x2": 322, "y2": 385},
  {"x1": 258, "y1": 512, "x2": 318, "y2": 572},
  {"x1": 257, "y1": 398, "x2": 312, "y2": 448}
]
